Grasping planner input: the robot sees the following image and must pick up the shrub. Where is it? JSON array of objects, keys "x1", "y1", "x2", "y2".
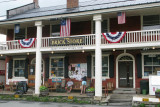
[
  {"x1": 40, "y1": 86, "x2": 48, "y2": 91},
  {"x1": 156, "y1": 89, "x2": 160, "y2": 93},
  {"x1": 86, "y1": 87, "x2": 95, "y2": 92}
]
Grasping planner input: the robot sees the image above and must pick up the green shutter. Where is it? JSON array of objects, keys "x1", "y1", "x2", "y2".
[
  {"x1": 8, "y1": 60, "x2": 13, "y2": 79},
  {"x1": 24, "y1": 58, "x2": 29, "y2": 78},
  {"x1": 87, "y1": 55, "x2": 91, "y2": 78},
  {"x1": 64, "y1": 56, "x2": 69, "y2": 78},
  {"x1": 137, "y1": 54, "x2": 142, "y2": 78},
  {"x1": 45, "y1": 58, "x2": 49, "y2": 80},
  {"x1": 109, "y1": 55, "x2": 114, "y2": 78}
]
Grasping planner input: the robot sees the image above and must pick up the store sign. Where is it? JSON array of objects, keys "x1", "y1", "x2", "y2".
[{"x1": 49, "y1": 37, "x2": 85, "y2": 46}]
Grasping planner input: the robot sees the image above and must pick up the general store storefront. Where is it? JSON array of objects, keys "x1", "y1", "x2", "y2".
[{"x1": 1, "y1": 0, "x2": 160, "y2": 97}]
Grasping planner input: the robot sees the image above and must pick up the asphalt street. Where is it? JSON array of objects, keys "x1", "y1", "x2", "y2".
[{"x1": 0, "y1": 100, "x2": 131, "y2": 107}]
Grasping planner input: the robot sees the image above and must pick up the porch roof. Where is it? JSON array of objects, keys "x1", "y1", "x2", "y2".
[{"x1": 1, "y1": 0, "x2": 160, "y2": 22}]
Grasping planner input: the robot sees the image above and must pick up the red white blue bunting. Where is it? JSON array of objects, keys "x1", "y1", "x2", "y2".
[
  {"x1": 102, "y1": 32, "x2": 126, "y2": 43},
  {"x1": 18, "y1": 38, "x2": 36, "y2": 48}
]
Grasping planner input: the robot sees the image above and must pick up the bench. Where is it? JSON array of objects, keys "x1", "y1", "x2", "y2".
[{"x1": 72, "y1": 81, "x2": 81, "y2": 91}]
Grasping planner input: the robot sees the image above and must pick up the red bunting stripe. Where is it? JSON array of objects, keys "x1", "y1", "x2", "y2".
[{"x1": 18, "y1": 38, "x2": 36, "y2": 48}]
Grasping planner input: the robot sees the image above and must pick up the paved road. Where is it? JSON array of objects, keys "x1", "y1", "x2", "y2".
[{"x1": 0, "y1": 100, "x2": 131, "y2": 107}]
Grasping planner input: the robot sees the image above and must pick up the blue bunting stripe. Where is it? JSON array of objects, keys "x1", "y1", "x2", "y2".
[
  {"x1": 18, "y1": 38, "x2": 36, "y2": 48},
  {"x1": 102, "y1": 32, "x2": 126, "y2": 43}
]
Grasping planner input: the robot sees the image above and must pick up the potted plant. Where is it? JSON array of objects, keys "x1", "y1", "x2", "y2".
[
  {"x1": 40, "y1": 86, "x2": 49, "y2": 96},
  {"x1": 155, "y1": 89, "x2": 160, "y2": 98},
  {"x1": 86, "y1": 87, "x2": 95, "y2": 96}
]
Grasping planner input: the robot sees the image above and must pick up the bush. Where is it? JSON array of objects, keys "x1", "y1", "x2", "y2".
[
  {"x1": 86, "y1": 87, "x2": 95, "y2": 92},
  {"x1": 40, "y1": 86, "x2": 48, "y2": 91},
  {"x1": 156, "y1": 89, "x2": 160, "y2": 93}
]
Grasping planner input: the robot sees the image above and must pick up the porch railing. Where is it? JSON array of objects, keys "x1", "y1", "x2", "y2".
[
  {"x1": 101, "y1": 29, "x2": 160, "y2": 44},
  {"x1": 41, "y1": 34, "x2": 96, "y2": 48},
  {"x1": 0, "y1": 39, "x2": 37, "y2": 51}
]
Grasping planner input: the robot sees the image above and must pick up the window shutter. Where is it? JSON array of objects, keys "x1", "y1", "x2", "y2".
[
  {"x1": 24, "y1": 58, "x2": 29, "y2": 78},
  {"x1": 109, "y1": 55, "x2": 114, "y2": 78},
  {"x1": 87, "y1": 55, "x2": 91, "y2": 78},
  {"x1": 137, "y1": 54, "x2": 142, "y2": 78},
  {"x1": 45, "y1": 58, "x2": 49, "y2": 79},
  {"x1": 8, "y1": 60, "x2": 13, "y2": 79},
  {"x1": 64, "y1": 56, "x2": 69, "y2": 78}
]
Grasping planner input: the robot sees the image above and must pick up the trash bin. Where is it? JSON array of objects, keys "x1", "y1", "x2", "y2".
[{"x1": 140, "y1": 80, "x2": 149, "y2": 94}]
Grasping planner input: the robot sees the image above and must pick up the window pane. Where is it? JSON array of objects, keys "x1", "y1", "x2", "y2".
[
  {"x1": 144, "y1": 55, "x2": 152, "y2": 65},
  {"x1": 153, "y1": 55, "x2": 160, "y2": 65},
  {"x1": 143, "y1": 15, "x2": 159, "y2": 26},
  {"x1": 51, "y1": 25, "x2": 60, "y2": 37},
  {"x1": 144, "y1": 66, "x2": 152, "y2": 76},
  {"x1": 14, "y1": 60, "x2": 25, "y2": 77},
  {"x1": 15, "y1": 29, "x2": 25, "y2": 40}
]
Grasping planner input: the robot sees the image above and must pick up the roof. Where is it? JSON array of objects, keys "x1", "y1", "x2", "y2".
[{"x1": 2, "y1": 0, "x2": 160, "y2": 21}]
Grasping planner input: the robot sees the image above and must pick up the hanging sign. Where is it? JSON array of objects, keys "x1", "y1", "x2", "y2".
[
  {"x1": 18, "y1": 38, "x2": 36, "y2": 48},
  {"x1": 102, "y1": 32, "x2": 126, "y2": 43}
]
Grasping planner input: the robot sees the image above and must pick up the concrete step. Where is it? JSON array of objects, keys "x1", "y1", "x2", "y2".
[
  {"x1": 115, "y1": 88, "x2": 135, "y2": 91},
  {"x1": 110, "y1": 94, "x2": 134, "y2": 99},
  {"x1": 108, "y1": 102, "x2": 132, "y2": 106},
  {"x1": 113, "y1": 90, "x2": 136, "y2": 94},
  {"x1": 109, "y1": 98, "x2": 132, "y2": 103}
]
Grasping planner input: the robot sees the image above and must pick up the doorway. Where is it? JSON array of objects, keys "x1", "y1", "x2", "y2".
[
  {"x1": 116, "y1": 53, "x2": 135, "y2": 88},
  {"x1": 28, "y1": 58, "x2": 44, "y2": 87}
]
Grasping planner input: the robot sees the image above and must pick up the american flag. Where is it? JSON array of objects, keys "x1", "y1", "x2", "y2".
[
  {"x1": 60, "y1": 18, "x2": 71, "y2": 37},
  {"x1": 118, "y1": 12, "x2": 126, "y2": 24}
]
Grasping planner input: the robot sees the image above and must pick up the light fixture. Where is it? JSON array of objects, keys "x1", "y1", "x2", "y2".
[
  {"x1": 51, "y1": 51, "x2": 54, "y2": 54},
  {"x1": 113, "y1": 49, "x2": 116, "y2": 51},
  {"x1": 152, "y1": 47, "x2": 155, "y2": 50},
  {"x1": 27, "y1": 53, "x2": 30, "y2": 55},
  {"x1": 82, "y1": 50, "x2": 85, "y2": 53},
  {"x1": 1, "y1": 54, "x2": 3, "y2": 57}
]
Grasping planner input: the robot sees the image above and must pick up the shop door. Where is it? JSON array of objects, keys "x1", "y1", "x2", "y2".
[
  {"x1": 118, "y1": 61, "x2": 133, "y2": 88},
  {"x1": 28, "y1": 64, "x2": 35, "y2": 87}
]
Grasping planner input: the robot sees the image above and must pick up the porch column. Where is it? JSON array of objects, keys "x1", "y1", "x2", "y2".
[
  {"x1": 93, "y1": 14, "x2": 102, "y2": 97},
  {"x1": 35, "y1": 21, "x2": 42, "y2": 95}
]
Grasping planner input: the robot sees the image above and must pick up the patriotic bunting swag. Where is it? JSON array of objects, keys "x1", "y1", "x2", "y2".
[
  {"x1": 18, "y1": 38, "x2": 36, "y2": 48},
  {"x1": 102, "y1": 32, "x2": 126, "y2": 43}
]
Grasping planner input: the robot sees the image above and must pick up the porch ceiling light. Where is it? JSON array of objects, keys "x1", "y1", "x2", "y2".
[
  {"x1": 152, "y1": 47, "x2": 155, "y2": 50},
  {"x1": 51, "y1": 51, "x2": 54, "y2": 54},
  {"x1": 113, "y1": 49, "x2": 116, "y2": 51},
  {"x1": 27, "y1": 53, "x2": 30, "y2": 55},
  {"x1": 0, "y1": 54, "x2": 3, "y2": 57},
  {"x1": 82, "y1": 50, "x2": 85, "y2": 53}
]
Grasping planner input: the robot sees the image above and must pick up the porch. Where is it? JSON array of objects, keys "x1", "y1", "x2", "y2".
[{"x1": 0, "y1": 29, "x2": 160, "y2": 54}]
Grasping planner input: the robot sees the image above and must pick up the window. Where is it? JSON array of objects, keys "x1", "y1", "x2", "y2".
[
  {"x1": 92, "y1": 20, "x2": 108, "y2": 33},
  {"x1": 50, "y1": 57, "x2": 64, "y2": 78},
  {"x1": 15, "y1": 28, "x2": 26, "y2": 40},
  {"x1": 51, "y1": 25, "x2": 60, "y2": 37},
  {"x1": 13, "y1": 59, "x2": 25, "y2": 77},
  {"x1": 92, "y1": 55, "x2": 109, "y2": 77},
  {"x1": 143, "y1": 15, "x2": 160, "y2": 30},
  {"x1": 143, "y1": 54, "x2": 160, "y2": 77}
]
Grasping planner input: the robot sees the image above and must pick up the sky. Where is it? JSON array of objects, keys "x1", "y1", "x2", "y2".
[{"x1": 0, "y1": 0, "x2": 91, "y2": 42}]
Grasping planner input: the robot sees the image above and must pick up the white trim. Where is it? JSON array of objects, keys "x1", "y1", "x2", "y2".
[
  {"x1": 116, "y1": 53, "x2": 135, "y2": 88},
  {"x1": 49, "y1": 56, "x2": 65, "y2": 79},
  {"x1": 91, "y1": 54, "x2": 110, "y2": 78}
]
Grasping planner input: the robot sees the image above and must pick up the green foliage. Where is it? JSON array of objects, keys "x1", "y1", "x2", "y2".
[
  {"x1": 86, "y1": 87, "x2": 95, "y2": 92},
  {"x1": 156, "y1": 89, "x2": 160, "y2": 93},
  {"x1": 41, "y1": 97, "x2": 49, "y2": 102},
  {"x1": 139, "y1": 103, "x2": 145, "y2": 107},
  {"x1": 157, "y1": 104, "x2": 160, "y2": 107},
  {"x1": 40, "y1": 86, "x2": 48, "y2": 91}
]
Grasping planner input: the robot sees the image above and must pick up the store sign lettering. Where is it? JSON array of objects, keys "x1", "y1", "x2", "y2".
[{"x1": 50, "y1": 37, "x2": 85, "y2": 46}]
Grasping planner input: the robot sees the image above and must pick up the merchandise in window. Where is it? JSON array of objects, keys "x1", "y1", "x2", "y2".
[
  {"x1": 50, "y1": 58, "x2": 64, "y2": 77},
  {"x1": 143, "y1": 54, "x2": 160, "y2": 77},
  {"x1": 14, "y1": 60, "x2": 25, "y2": 77},
  {"x1": 92, "y1": 55, "x2": 109, "y2": 77}
]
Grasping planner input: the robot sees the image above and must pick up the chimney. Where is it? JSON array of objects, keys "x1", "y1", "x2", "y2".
[
  {"x1": 33, "y1": 0, "x2": 39, "y2": 8},
  {"x1": 67, "y1": 0, "x2": 79, "y2": 9}
]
